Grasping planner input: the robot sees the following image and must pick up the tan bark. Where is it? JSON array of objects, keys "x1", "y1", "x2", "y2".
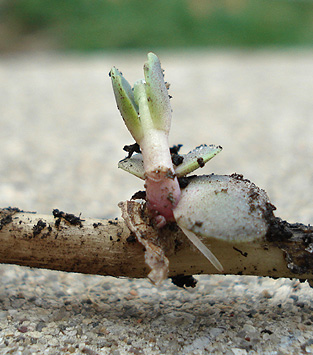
[{"x1": 0, "y1": 207, "x2": 312, "y2": 282}]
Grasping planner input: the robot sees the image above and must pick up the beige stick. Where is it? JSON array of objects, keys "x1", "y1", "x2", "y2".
[{"x1": 0, "y1": 207, "x2": 312, "y2": 282}]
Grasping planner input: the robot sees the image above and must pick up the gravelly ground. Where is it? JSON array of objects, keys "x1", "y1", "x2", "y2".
[{"x1": 0, "y1": 50, "x2": 312, "y2": 354}]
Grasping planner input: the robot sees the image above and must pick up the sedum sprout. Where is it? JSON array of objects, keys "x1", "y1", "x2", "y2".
[
  {"x1": 110, "y1": 53, "x2": 180, "y2": 225},
  {"x1": 111, "y1": 53, "x2": 271, "y2": 276}
]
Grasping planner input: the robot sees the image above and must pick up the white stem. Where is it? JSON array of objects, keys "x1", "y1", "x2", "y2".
[{"x1": 140, "y1": 130, "x2": 173, "y2": 174}]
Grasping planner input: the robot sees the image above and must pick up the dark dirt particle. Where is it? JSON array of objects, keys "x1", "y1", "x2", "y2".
[
  {"x1": 261, "y1": 329, "x2": 273, "y2": 335},
  {"x1": 4, "y1": 207, "x2": 21, "y2": 213},
  {"x1": 108, "y1": 220, "x2": 118, "y2": 226},
  {"x1": 53, "y1": 209, "x2": 84, "y2": 227},
  {"x1": 230, "y1": 173, "x2": 251, "y2": 183},
  {"x1": 131, "y1": 190, "x2": 146, "y2": 200},
  {"x1": 93, "y1": 223, "x2": 102, "y2": 228},
  {"x1": 233, "y1": 247, "x2": 248, "y2": 257},
  {"x1": 170, "y1": 144, "x2": 184, "y2": 166},
  {"x1": 178, "y1": 177, "x2": 190, "y2": 188},
  {"x1": 171, "y1": 154, "x2": 184, "y2": 166},
  {"x1": 265, "y1": 216, "x2": 294, "y2": 243},
  {"x1": 249, "y1": 191, "x2": 259, "y2": 200},
  {"x1": 195, "y1": 221, "x2": 203, "y2": 227},
  {"x1": 0, "y1": 214, "x2": 12, "y2": 230},
  {"x1": 0, "y1": 207, "x2": 21, "y2": 230},
  {"x1": 197, "y1": 157, "x2": 205, "y2": 168},
  {"x1": 33, "y1": 220, "x2": 47, "y2": 237},
  {"x1": 167, "y1": 222, "x2": 179, "y2": 232},
  {"x1": 123, "y1": 143, "x2": 141, "y2": 158},
  {"x1": 127, "y1": 233, "x2": 136, "y2": 243},
  {"x1": 170, "y1": 144, "x2": 182, "y2": 154},
  {"x1": 171, "y1": 275, "x2": 198, "y2": 288}
]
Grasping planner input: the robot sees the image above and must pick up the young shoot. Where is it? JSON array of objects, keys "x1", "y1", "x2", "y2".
[
  {"x1": 110, "y1": 53, "x2": 245, "y2": 276},
  {"x1": 110, "y1": 53, "x2": 180, "y2": 225}
]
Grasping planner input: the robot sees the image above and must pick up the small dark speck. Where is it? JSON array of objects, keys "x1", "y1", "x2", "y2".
[
  {"x1": 178, "y1": 177, "x2": 190, "y2": 188},
  {"x1": 233, "y1": 246, "x2": 248, "y2": 257},
  {"x1": 172, "y1": 154, "x2": 184, "y2": 166},
  {"x1": 127, "y1": 234, "x2": 136, "y2": 243},
  {"x1": 261, "y1": 329, "x2": 273, "y2": 335},
  {"x1": 17, "y1": 326, "x2": 28, "y2": 333},
  {"x1": 131, "y1": 190, "x2": 146, "y2": 200},
  {"x1": 197, "y1": 157, "x2": 205, "y2": 168},
  {"x1": 171, "y1": 275, "x2": 197, "y2": 288},
  {"x1": 108, "y1": 220, "x2": 118, "y2": 226}
]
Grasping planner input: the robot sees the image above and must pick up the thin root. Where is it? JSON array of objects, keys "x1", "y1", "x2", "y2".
[{"x1": 180, "y1": 227, "x2": 224, "y2": 272}]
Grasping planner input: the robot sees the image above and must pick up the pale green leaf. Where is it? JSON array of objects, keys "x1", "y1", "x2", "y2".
[
  {"x1": 110, "y1": 67, "x2": 142, "y2": 142},
  {"x1": 143, "y1": 53, "x2": 172, "y2": 132},
  {"x1": 174, "y1": 144, "x2": 222, "y2": 177}
]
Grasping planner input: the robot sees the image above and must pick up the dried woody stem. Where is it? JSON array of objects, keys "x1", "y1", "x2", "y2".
[
  {"x1": 1, "y1": 207, "x2": 313, "y2": 285},
  {"x1": 2, "y1": 54, "x2": 312, "y2": 287}
]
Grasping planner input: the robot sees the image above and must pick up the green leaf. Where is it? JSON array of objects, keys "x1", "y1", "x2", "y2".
[
  {"x1": 118, "y1": 153, "x2": 145, "y2": 179},
  {"x1": 133, "y1": 79, "x2": 154, "y2": 131},
  {"x1": 110, "y1": 67, "x2": 142, "y2": 142},
  {"x1": 143, "y1": 53, "x2": 172, "y2": 132},
  {"x1": 174, "y1": 144, "x2": 222, "y2": 177},
  {"x1": 118, "y1": 144, "x2": 222, "y2": 179}
]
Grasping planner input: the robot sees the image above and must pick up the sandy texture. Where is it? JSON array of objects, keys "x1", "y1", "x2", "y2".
[{"x1": 0, "y1": 50, "x2": 312, "y2": 354}]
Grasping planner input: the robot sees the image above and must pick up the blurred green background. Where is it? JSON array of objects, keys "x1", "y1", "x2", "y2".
[{"x1": 1, "y1": 0, "x2": 313, "y2": 52}]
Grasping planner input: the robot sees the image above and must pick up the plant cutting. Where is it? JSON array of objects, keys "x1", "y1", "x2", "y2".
[
  {"x1": 0, "y1": 53, "x2": 312, "y2": 288},
  {"x1": 110, "y1": 53, "x2": 278, "y2": 284}
]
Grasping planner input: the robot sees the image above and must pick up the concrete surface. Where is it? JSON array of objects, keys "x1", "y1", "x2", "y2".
[{"x1": 0, "y1": 50, "x2": 312, "y2": 354}]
